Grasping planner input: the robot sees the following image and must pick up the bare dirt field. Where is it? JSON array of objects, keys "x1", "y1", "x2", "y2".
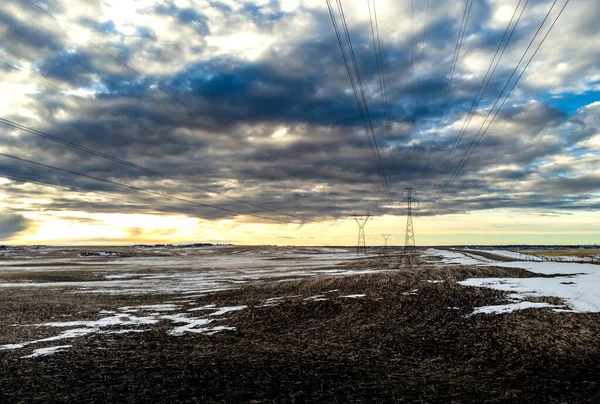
[{"x1": 1, "y1": 246, "x2": 599, "y2": 403}]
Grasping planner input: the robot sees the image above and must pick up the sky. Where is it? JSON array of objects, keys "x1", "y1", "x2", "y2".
[{"x1": 0, "y1": 0, "x2": 599, "y2": 246}]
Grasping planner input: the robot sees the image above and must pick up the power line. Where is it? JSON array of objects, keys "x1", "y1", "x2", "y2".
[
  {"x1": 0, "y1": 152, "x2": 301, "y2": 224},
  {"x1": 335, "y1": 0, "x2": 392, "y2": 202},
  {"x1": 409, "y1": 0, "x2": 430, "y2": 184},
  {"x1": 436, "y1": 0, "x2": 569, "y2": 203},
  {"x1": 422, "y1": 0, "x2": 474, "y2": 180},
  {"x1": 406, "y1": 0, "x2": 416, "y2": 178},
  {"x1": 431, "y1": 0, "x2": 529, "y2": 192},
  {"x1": 22, "y1": 0, "x2": 405, "y2": 213},
  {"x1": 437, "y1": 0, "x2": 566, "y2": 202},
  {"x1": 0, "y1": 59, "x2": 173, "y2": 145},
  {"x1": 0, "y1": 58, "x2": 251, "y2": 180},
  {"x1": 413, "y1": 0, "x2": 430, "y2": 123},
  {"x1": 367, "y1": 0, "x2": 394, "y2": 160},
  {"x1": 411, "y1": 0, "x2": 415, "y2": 122},
  {"x1": 0, "y1": 117, "x2": 306, "y2": 222},
  {"x1": 325, "y1": 0, "x2": 392, "y2": 203},
  {"x1": 0, "y1": 172, "x2": 216, "y2": 218},
  {"x1": 0, "y1": 57, "x2": 306, "y2": 217},
  {"x1": 373, "y1": 0, "x2": 393, "y2": 160}
]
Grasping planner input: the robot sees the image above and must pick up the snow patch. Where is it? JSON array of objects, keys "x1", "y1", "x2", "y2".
[
  {"x1": 171, "y1": 325, "x2": 236, "y2": 336},
  {"x1": 40, "y1": 313, "x2": 159, "y2": 328},
  {"x1": 187, "y1": 304, "x2": 218, "y2": 312},
  {"x1": 3, "y1": 303, "x2": 245, "y2": 355},
  {"x1": 422, "y1": 249, "x2": 482, "y2": 266},
  {"x1": 304, "y1": 295, "x2": 329, "y2": 301},
  {"x1": 119, "y1": 304, "x2": 179, "y2": 312},
  {"x1": 471, "y1": 301, "x2": 560, "y2": 315},
  {"x1": 160, "y1": 313, "x2": 237, "y2": 336},
  {"x1": 311, "y1": 269, "x2": 381, "y2": 275},
  {"x1": 104, "y1": 273, "x2": 152, "y2": 279},
  {"x1": 22, "y1": 345, "x2": 72, "y2": 358},
  {"x1": 463, "y1": 249, "x2": 542, "y2": 261},
  {"x1": 460, "y1": 260, "x2": 600, "y2": 313},
  {"x1": 0, "y1": 343, "x2": 25, "y2": 350},
  {"x1": 209, "y1": 306, "x2": 247, "y2": 316}
]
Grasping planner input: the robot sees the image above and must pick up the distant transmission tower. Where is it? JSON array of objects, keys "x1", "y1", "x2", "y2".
[
  {"x1": 402, "y1": 188, "x2": 419, "y2": 251},
  {"x1": 381, "y1": 234, "x2": 391, "y2": 249},
  {"x1": 352, "y1": 213, "x2": 372, "y2": 255}
]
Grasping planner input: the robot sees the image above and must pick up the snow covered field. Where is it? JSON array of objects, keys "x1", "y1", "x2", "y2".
[
  {"x1": 0, "y1": 246, "x2": 378, "y2": 357},
  {"x1": 4, "y1": 246, "x2": 599, "y2": 360},
  {"x1": 0, "y1": 246, "x2": 375, "y2": 295},
  {"x1": 425, "y1": 248, "x2": 600, "y2": 314},
  {"x1": 2, "y1": 246, "x2": 599, "y2": 403}
]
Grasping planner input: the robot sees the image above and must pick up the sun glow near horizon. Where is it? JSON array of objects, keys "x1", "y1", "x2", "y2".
[{"x1": 4, "y1": 208, "x2": 599, "y2": 247}]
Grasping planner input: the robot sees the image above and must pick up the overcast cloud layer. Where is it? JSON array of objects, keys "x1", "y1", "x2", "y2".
[{"x1": 0, "y1": 0, "x2": 598, "y2": 242}]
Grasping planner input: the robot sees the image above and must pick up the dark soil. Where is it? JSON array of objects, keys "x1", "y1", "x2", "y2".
[{"x1": 1, "y1": 253, "x2": 599, "y2": 403}]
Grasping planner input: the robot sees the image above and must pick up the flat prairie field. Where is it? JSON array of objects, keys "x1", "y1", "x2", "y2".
[{"x1": 1, "y1": 246, "x2": 599, "y2": 403}]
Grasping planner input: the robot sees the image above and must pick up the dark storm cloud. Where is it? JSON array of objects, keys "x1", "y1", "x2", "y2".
[
  {"x1": 153, "y1": 3, "x2": 210, "y2": 35},
  {"x1": 39, "y1": 50, "x2": 98, "y2": 87},
  {"x1": 0, "y1": 210, "x2": 30, "y2": 240},
  {"x1": 77, "y1": 18, "x2": 117, "y2": 35},
  {"x1": 143, "y1": 6, "x2": 547, "y2": 138},
  {"x1": 0, "y1": 5, "x2": 64, "y2": 58},
  {"x1": 165, "y1": 56, "x2": 368, "y2": 127}
]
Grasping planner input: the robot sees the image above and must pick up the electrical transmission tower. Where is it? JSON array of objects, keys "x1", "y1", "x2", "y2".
[
  {"x1": 352, "y1": 213, "x2": 372, "y2": 255},
  {"x1": 381, "y1": 234, "x2": 391, "y2": 249},
  {"x1": 402, "y1": 188, "x2": 419, "y2": 251}
]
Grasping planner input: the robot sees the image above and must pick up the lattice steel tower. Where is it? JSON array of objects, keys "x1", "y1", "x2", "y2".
[
  {"x1": 381, "y1": 234, "x2": 391, "y2": 249},
  {"x1": 402, "y1": 188, "x2": 418, "y2": 251},
  {"x1": 352, "y1": 213, "x2": 372, "y2": 255}
]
